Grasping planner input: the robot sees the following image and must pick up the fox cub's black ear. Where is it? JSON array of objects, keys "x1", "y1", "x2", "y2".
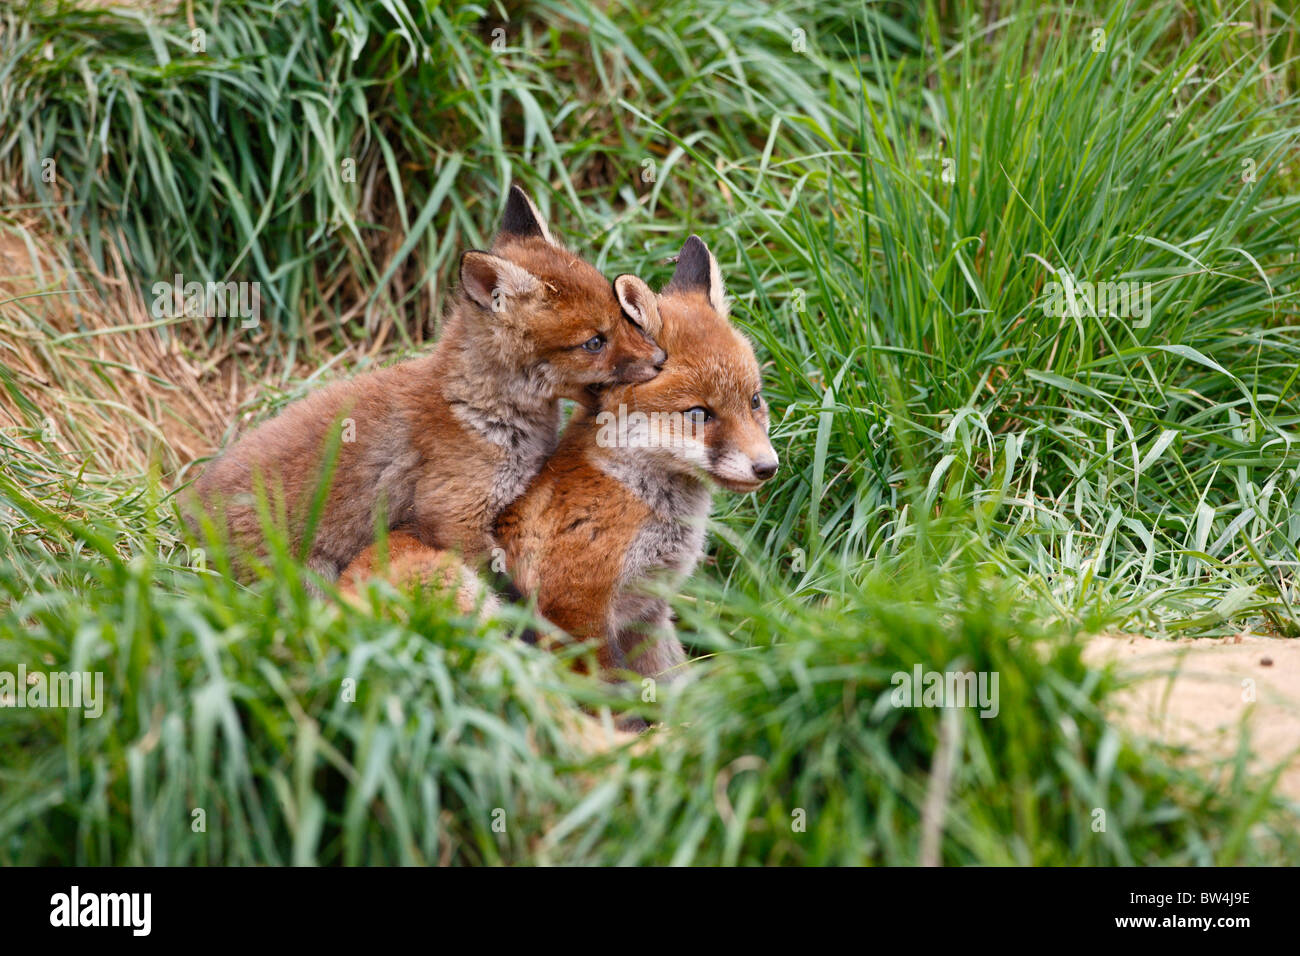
[
  {"x1": 613, "y1": 274, "x2": 661, "y2": 337},
  {"x1": 498, "y1": 185, "x2": 556, "y2": 245},
  {"x1": 665, "y1": 234, "x2": 727, "y2": 317},
  {"x1": 460, "y1": 250, "x2": 540, "y2": 314}
]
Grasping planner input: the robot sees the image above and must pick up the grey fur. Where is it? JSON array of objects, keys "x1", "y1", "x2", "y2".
[
  {"x1": 442, "y1": 338, "x2": 562, "y2": 521},
  {"x1": 598, "y1": 453, "x2": 712, "y2": 680}
]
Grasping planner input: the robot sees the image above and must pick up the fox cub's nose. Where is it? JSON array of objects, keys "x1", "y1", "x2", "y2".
[
  {"x1": 617, "y1": 348, "x2": 666, "y2": 384},
  {"x1": 618, "y1": 361, "x2": 659, "y2": 384},
  {"x1": 751, "y1": 458, "x2": 778, "y2": 481}
]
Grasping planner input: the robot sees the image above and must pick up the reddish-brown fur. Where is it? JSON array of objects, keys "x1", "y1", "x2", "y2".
[
  {"x1": 186, "y1": 188, "x2": 665, "y2": 583},
  {"x1": 338, "y1": 530, "x2": 493, "y2": 617},
  {"x1": 342, "y1": 236, "x2": 778, "y2": 683}
]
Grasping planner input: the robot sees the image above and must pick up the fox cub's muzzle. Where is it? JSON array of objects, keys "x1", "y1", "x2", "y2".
[{"x1": 615, "y1": 342, "x2": 667, "y2": 384}]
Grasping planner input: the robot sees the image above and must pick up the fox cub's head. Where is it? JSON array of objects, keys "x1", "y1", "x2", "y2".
[
  {"x1": 458, "y1": 186, "x2": 665, "y2": 399},
  {"x1": 599, "y1": 236, "x2": 778, "y2": 493}
]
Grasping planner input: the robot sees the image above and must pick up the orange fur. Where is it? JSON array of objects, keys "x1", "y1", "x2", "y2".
[
  {"x1": 342, "y1": 236, "x2": 778, "y2": 684},
  {"x1": 186, "y1": 188, "x2": 665, "y2": 584}
]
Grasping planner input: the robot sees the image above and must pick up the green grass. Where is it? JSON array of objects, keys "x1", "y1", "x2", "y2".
[
  {"x1": 1, "y1": 0, "x2": 1299, "y2": 864},
  {"x1": 2, "y1": 480, "x2": 1291, "y2": 865}
]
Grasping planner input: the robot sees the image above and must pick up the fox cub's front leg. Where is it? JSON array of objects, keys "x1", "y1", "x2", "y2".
[{"x1": 614, "y1": 603, "x2": 686, "y2": 683}]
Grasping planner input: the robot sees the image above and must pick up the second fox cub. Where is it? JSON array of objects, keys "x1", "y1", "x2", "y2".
[
  {"x1": 189, "y1": 187, "x2": 665, "y2": 581},
  {"x1": 343, "y1": 236, "x2": 778, "y2": 680}
]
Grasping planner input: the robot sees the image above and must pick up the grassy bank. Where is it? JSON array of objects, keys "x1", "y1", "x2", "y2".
[{"x1": 1, "y1": 0, "x2": 1298, "y2": 864}]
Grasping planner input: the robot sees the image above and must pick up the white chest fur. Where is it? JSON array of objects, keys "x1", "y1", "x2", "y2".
[{"x1": 600, "y1": 459, "x2": 713, "y2": 611}]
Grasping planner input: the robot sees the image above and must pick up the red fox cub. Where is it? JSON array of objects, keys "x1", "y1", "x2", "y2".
[
  {"x1": 188, "y1": 186, "x2": 665, "y2": 583},
  {"x1": 343, "y1": 236, "x2": 778, "y2": 682}
]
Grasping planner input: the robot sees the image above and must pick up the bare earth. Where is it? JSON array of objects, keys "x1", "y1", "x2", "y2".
[{"x1": 1084, "y1": 634, "x2": 1300, "y2": 801}]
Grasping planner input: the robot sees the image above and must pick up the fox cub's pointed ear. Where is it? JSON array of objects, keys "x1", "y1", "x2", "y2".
[
  {"x1": 497, "y1": 185, "x2": 556, "y2": 246},
  {"x1": 613, "y1": 274, "x2": 661, "y2": 337},
  {"x1": 665, "y1": 234, "x2": 727, "y2": 317},
  {"x1": 460, "y1": 250, "x2": 540, "y2": 314}
]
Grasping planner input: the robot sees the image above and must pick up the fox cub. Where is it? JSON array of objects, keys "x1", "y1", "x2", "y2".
[
  {"x1": 189, "y1": 187, "x2": 665, "y2": 582},
  {"x1": 343, "y1": 236, "x2": 778, "y2": 681}
]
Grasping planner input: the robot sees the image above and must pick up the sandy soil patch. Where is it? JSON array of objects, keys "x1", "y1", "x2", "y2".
[{"x1": 1085, "y1": 634, "x2": 1300, "y2": 801}]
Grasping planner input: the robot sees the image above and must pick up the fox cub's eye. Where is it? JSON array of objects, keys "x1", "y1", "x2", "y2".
[
  {"x1": 581, "y1": 335, "x2": 606, "y2": 352},
  {"x1": 685, "y1": 407, "x2": 713, "y2": 424},
  {"x1": 751, "y1": 392, "x2": 762, "y2": 410}
]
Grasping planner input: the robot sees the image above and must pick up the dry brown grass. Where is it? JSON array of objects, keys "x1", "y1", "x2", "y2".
[
  {"x1": 0, "y1": 206, "x2": 250, "y2": 479},
  {"x1": 0, "y1": 160, "x2": 413, "y2": 493}
]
